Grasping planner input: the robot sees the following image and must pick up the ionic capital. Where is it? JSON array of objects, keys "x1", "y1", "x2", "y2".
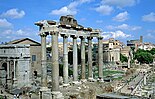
[
  {"x1": 71, "y1": 35, "x2": 78, "y2": 39},
  {"x1": 61, "y1": 34, "x2": 68, "y2": 38},
  {"x1": 39, "y1": 32, "x2": 48, "y2": 37},
  {"x1": 98, "y1": 36, "x2": 103, "y2": 40},
  {"x1": 87, "y1": 37, "x2": 93, "y2": 40},
  {"x1": 50, "y1": 31, "x2": 59, "y2": 36},
  {"x1": 79, "y1": 36, "x2": 86, "y2": 39}
]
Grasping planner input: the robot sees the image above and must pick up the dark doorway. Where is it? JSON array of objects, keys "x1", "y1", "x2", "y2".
[{"x1": 0, "y1": 62, "x2": 7, "y2": 86}]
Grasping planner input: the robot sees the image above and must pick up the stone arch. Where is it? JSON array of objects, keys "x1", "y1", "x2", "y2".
[
  {"x1": 0, "y1": 61, "x2": 7, "y2": 86},
  {"x1": 2, "y1": 62, "x2": 7, "y2": 71}
]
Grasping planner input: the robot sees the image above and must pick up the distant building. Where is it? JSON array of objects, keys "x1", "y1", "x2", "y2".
[
  {"x1": 138, "y1": 42, "x2": 155, "y2": 50},
  {"x1": 121, "y1": 46, "x2": 132, "y2": 58},
  {"x1": 92, "y1": 38, "x2": 122, "y2": 64},
  {"x1": 0, "y1": 38, "x2": 41, "y2": 92},
  {"x1": 127, "y1": 36, "x2": 143, "y2": 51},
  {"x1": 103, "y1": 38, "x2": 121, "y2": 63}
]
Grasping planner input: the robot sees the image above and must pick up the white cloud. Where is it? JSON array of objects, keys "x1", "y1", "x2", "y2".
[
  {"x1": 95, "y1": 5, "x2": 113, "y2": 15},
  {"x1": 51, "y1": 6, "x2": 77, "y2": 15},
  {"x1": 102, "y1": 33, "x2": 111, "y2": 39},
  {"x1": 113, "y1": 11, "x2": 129, "y2": 22},
  {"x1": 2, "y1": 29, "x2": 13, "y2": 34},
  {"x1": 50, "y1": 0, "x2": 92, "y2": 15},
  {"x1": 146, "y1": 33, "x2": 154, "y2": 39},
  {"x1": 1, "y1": 8, "x2": 25, "y2": 19},
  {"x1": 0, "y1": 27, "x2": 40, "y2": 43},
  {"x1": 102, "y1": 0, "x2": 138, "y2": 8},
  {"x1": 106, "y1": 24, "x2": 141, "y2": 31},
  {"x1": 142, "y1": 12, "x2": 155, "y2": 22},
  {"x1": 96, "y1": 20, "x2": 103, "y2": 23},
  {"x1": 0, "y1": 19, "x2": 12, "y2": 28},
  {"x1": 2, "y1": 28, "x2": 34, "y2": 36},
  {"x1": 112, "y1": 30, "x2": 131, "y2": 38},
  {"x1": 102, "y1": 30, "x2": 131, "y2": 39}
]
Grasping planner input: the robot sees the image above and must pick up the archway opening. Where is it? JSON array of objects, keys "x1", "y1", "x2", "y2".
[{"x1": 2, "y1": 63, "x2": 7, "y2": 71}]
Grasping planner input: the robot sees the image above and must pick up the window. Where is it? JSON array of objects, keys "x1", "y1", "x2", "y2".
[{"x1": 32, "y1": 55, "x2": 36, "y2": 61}]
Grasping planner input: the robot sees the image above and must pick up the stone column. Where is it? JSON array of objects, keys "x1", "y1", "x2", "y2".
[
  {"x1": 72, "y1": 36, "x2": 78, "y2": 81},
  {"x1": 51, "y1": 32, "x2": 64, "y2": 99},
  {"x1": 40, "y1": 33, "x2": 47, "y2": 87},
  {"x1": 144, "y1": 74, "x2": 147, "y2": 85},
  {"x1": 62, "y1": 34, "x2": 68, "y2": 84},
  {"x1": 128, "y1": 56, "x2": 131, "y2": 68},
  {"x1": 80, "y1": 36, "x2": 86, "y2": 79},
  {"x1": 7, "y1": 61, "x2": 10, "y2": 79},
  {"x1": 98, "y1": 36, "x2": 103, "y2": 79},
  {"x1": 51, "y1": 32, "x2": 59, "y2": 91},
  {"x1": 87, "y1": 37, "x2": 93, "y2": 79},
  {"x1": 13, "y1": 59, "x2": 16, "y2": 80}
]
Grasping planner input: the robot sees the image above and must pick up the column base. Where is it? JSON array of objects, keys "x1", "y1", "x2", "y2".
[
  {"x1": 88, "y1": 77, "x2": 96, "y2": 82},
  {"x1": 80, "y1": 79, "x2": 87, "y2": 83},
  {"x1": 52, "y1": 91, "x2": 64, "y2": 99},
  {"x1": 72, "y1": 81, "x2": 81, "y2": 85},
  {"x1": 62, "y1": 83, "x2": 70, "y2": 87},
  {"x1": 97, "y1": 78, "x2": 104, "y2": 82},
  {"x1": 39, "y1": 87, "x2": 51, "y2": 99}
]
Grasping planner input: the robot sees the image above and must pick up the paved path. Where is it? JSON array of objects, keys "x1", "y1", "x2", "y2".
[
  {"x1": 0, "y1": 86, "x2": 39, "y2": 99},
  {"x1": 120, "y1": 72, "x2": 144, "y2": 95}
]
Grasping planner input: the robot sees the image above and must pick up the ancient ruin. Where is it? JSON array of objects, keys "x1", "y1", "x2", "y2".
[{"x1": 35, "y1": 15, "x2": 103, "y2": 98}]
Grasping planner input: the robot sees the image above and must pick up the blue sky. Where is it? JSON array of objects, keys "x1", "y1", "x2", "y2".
[{"x1": 0, "y1": 0, "x2": 155, "y2": 44}]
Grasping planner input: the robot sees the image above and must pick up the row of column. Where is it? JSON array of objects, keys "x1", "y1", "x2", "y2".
[
  {"x1": 40, "y1": 32, "x2": 103, "y2": 91},
  {"x1": 5, "y1": 60, "x2": 16, "y2": 80}
]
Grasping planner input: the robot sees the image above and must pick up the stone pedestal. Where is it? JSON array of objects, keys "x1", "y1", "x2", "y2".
[
  {"x1": 88, "y1": 77, "x2": 96, "y2": 82},
  {"x1": 52, "y1": 91, "x2": 64, "y2": 99},
  {"x1": 72, "y1": 81, "x2": 81, "y2": 85},
  {"x1": 39, "y1": 87, "x2": 51, "y2": 99}
]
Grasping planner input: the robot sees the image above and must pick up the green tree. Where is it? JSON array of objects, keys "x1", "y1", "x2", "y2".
[
  {"x1": 120, "y1": 53, "x2": 128, "y2": 63},
  {"x1": 134, "y1": 49, "x2": 153, "y2": 64},
  {"x1": 149, "y1": 48, "x2": 155, "y2": 55}
]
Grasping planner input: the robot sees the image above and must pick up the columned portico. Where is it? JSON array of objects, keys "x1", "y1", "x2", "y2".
[
  {"x1": 72, "y1": 36, "x2": 78, "y2": 81},
  {"x1": 87, "y1": 37, "x2": 93, "y2": 79},
  {"x1": 62, "y1": 34, "x2": 69, "y2": 84},
  {"x1": 98, "y1": 37, "x2": 103, "y2": 79},
  {"x1": 51, "y1": 32, "x2": 59, "y2": 91},
  {"x1": 35, "y1": 16, "x2": 104, "y2": 98},
  {"x1": 80, "y1": 36, "x2": 86, "y2": 79}
]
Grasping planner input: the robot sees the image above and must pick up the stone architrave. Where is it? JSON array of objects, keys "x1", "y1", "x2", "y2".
[
  {"x1": 98, "y1": 36, "x2": 103, "y2": 79},
  {"x1": 80, "y1": 36, "x2": 86, "y2": 79},
  {"x1": 87, "y1": 37, "x2": 93, "y2": 79}
]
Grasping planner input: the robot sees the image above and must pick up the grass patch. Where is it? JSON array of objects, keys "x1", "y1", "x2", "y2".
[{"x1": 103, "y1": 70, "x2": 124, "y2": 77}]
